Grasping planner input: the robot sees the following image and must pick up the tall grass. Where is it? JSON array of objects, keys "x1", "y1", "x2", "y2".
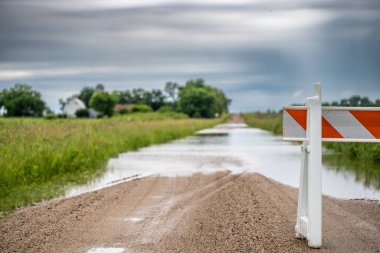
[
  {"x1": 0, "y1": 112, "x2": 222, "y2": 214},
  {"x1": 241, "y1": 112, "x2": 283, "y2": 135},
  {"x1": 323, "y1": 142, "x2": 380, "y2": 163}
]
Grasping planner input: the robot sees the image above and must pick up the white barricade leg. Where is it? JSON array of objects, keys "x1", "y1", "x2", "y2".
[{"x1": 295, "y1": 141, "x2": 309, "y2": 238}]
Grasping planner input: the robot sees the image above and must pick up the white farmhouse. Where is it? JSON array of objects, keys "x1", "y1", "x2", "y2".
[{"x1": 63, "y1": 98, "x2": 86, "y2": 118}]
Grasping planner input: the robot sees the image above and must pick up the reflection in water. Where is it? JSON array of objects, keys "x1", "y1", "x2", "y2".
[
  {"x1": 66, "y1": 123, "x2": 380, "y2": 200},
  {"x1": 323, "y1": 154, "x2": 380, "y2": 190}
]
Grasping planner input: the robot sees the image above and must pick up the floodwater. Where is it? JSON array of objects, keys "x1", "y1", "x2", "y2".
[{"x1": 66, "y1": 123, "x2": 380, "y2": 200}]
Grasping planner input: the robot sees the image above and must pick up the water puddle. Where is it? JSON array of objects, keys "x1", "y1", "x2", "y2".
[
  {"x1": 149, "y1": 195, "x2": 163, "y2": 199},
  {"x1": 87, "y1": 247, "x2": 125, "y2": 253},
  {"x1": 66, "y1": 123, "x2": 380, "y2": 200},
  {"x1": 124, "y1": 217, "x2": 145, "y2": 222}
]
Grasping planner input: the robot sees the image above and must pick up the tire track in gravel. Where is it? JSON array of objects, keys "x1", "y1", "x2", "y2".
[{"x1": 1, "y1": 172, "x2": 379, "y2": 253}]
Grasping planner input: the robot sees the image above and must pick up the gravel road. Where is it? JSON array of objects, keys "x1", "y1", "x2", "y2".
[{"x1": 1, "y1": 172, "x2": 379, "y2": 253}]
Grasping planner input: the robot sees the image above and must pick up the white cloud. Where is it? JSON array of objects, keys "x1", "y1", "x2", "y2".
[
  {"x1": 0, "y1": 70, "x2": 34, "y2": 80},
  {"x1": 0, "y1": 61, "x2": 244, "y2": 80},
  {"x1": 25, "y1": 0, "x2": 260, "y2": 11}
]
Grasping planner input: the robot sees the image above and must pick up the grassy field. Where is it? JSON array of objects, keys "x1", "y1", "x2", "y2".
[
  {"x1": 241, "y1": 112, "x2": 283, "y2": 135},
  {"x1": 242, "y1": 112, "x2": 380, "y2": 171},
  {"x1": 0, "y1": 112, "x2": 223, "y2": 214}
]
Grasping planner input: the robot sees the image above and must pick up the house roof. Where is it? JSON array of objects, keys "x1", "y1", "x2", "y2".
[
  {"x1": 67, "y1": 98, "x2": 86, "y2": 108},
  {"x1": 114, "y1": 104, "x2": 134, "y2": 112}
]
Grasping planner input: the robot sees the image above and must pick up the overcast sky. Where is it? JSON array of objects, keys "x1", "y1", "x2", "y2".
[{"x1": 0, "y1": 0, "x2": 379, "y2": 112}]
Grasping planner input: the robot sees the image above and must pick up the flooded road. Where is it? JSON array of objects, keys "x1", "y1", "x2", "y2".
[
  {"x1": 4, "y1": 123, "x2": 380, "y2": 252},
  {"x1": 66, "y1": 123, "x2": 380, "y2": 200}
]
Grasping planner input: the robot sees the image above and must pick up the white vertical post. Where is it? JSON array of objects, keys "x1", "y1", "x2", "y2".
[
  {"x1": 295, "y1": 83, "x2": 322, "y2": 248},
  {"x1": 306, "y1": 83, "x2": 322, "y2": 248}
]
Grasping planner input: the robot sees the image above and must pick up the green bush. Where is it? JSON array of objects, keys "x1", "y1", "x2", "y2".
[
  {"x1": 131, "y1": 104, "x2": 153, "y2": 113},
  {"x1": 44, "y1": 114, "x2": 57, "y2": 120},
  {"x1": 157, "y1": 105, "x2": 175, "y2": 113},
  {"x1": 57, "y1": 114, "x2": 67, "y2": 118},
  {"x1": 75, "y1": 108, "x2": 90, "y2": 118},
  {"x1": 118, "y1": 108, "x2": 129, "y2": 115}
]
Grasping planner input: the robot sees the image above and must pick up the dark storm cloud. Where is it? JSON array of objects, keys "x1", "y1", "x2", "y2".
[{"x1": 0, "y1": 0, "x2": 379, "y2": 112}]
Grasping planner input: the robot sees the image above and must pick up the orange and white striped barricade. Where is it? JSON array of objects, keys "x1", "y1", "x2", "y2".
[{"x1": 283, "y1": 84, "x2": 380, "y2": 248}]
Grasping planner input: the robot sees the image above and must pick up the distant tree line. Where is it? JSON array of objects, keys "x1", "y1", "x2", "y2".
[
  {"x1": 322, "y1": 95, "x2": 380, "y2": 107},
  {"x1": 112, "y1": 88, "x2": 166, "y2": 111},
  {"x1": 58, "y1": 78, "x2": 230, "y2": 118},
  {"x1": 0, "y1": 79, "x2": 231, "y2": 118}
]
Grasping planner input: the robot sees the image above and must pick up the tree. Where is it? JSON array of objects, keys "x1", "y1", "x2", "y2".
[
  {"x1": 151, "y1": 89, "x2": 166, "y2": 111},
  {"x1": 164, "y1": 82, "x2": 179, "y2": 105},
  {"x1": 78, "y1": 87, "x2": 95, "y2": 107},
  {"x1": 114, "y1": 90, "x2": 133, "y2": 104},
  {"x1": 179, "y1": 87, "x2": 216, "y2": 118},
  {"x1": 112, "y1": 88, "x2": 166, "y2": 111},
  {"x1": 89, "y1": 92, "x2": 116, "y2": 117},
  {"x1": 177, "y1": 79, "x2": 230, "y2": 118},
  {"x1": 58, "y1": 98, "x2": 66, "y2": 111},
  {"x1": 131, "y1": 88, "x2": 145, "y2": 104},
  {"x1": 142, "y1": 90, "x2": 153, "y2": 106},
  {"x1": 340, "y1": 98, "x2": 349, "y2": 106},
  {"x1": 360, "y1": 96, "x2": 372, "y2": 107},
  {"x1": 348, "y1": 95, "x2": 361, "y2": 107},
  {"x1": 0, "y1": 84, "x2": 46, "y2": 117}
]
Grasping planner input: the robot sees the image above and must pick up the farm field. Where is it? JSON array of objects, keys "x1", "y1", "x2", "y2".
[{"x1": 0, "y1": 112, "x2": 223, "y2": 214}]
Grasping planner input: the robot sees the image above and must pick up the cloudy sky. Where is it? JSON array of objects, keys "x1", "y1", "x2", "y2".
[{"x1": 0, "y1": 0, "x2": 379, "y2": 112}]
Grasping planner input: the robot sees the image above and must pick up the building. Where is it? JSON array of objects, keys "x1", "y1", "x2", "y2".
[
  {"x1": 63, "y1": 98, "x2": 86, "y2": 118},
  {"x1": 114, "y1": 104, "x2": 135, "y2": 113},
  {"x1": 95, "y1": 83, "x2": 105, "y2": 92},
  {"x1": 88, "y1": 108, "x2": 101, "y2": 118}
]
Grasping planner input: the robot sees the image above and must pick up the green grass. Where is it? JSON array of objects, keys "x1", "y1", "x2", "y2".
[
  {"x1": 0, "y1": 112, "x2": 223, "y2": 214},
  {"x1": 241, "y1": 112, "x2": 283, "y2": 135},
  {"x1": 323, "y1": 142, "x2": 380, "y2": 164}
]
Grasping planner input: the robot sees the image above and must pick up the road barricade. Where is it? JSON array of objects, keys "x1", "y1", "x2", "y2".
[{"x1": 283, "y1": 84, "x2": 380, "y2": 248}]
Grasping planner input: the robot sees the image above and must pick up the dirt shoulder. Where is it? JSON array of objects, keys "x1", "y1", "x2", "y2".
[
  {"x1": 1, "y1": 173, "x2": 379, "y2": 253},
  {"x1": 226, "y1": 114, "x2": 245, "y2": 123}
]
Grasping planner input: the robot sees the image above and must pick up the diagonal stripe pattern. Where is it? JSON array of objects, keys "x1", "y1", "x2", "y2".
[
  {"x1": 283, "y1": 106, "x2": 380, "y2": 142},
  {"x1": 350, "y1": 111, "x2": 380, "y2": 139}
]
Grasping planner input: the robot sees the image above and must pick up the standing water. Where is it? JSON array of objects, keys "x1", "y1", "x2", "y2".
[{"x1": 66, "y1": 123, "x2": 380, "y2": 200}]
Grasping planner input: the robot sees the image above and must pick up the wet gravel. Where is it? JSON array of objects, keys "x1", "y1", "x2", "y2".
[{"x1": 1, "y1": 173, "x2": 379, "y2": 253}]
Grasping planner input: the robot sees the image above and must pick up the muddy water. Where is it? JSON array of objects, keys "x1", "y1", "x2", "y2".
[{"x1": 66, "y1": 123, "x2": 380, "y2": 200}]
